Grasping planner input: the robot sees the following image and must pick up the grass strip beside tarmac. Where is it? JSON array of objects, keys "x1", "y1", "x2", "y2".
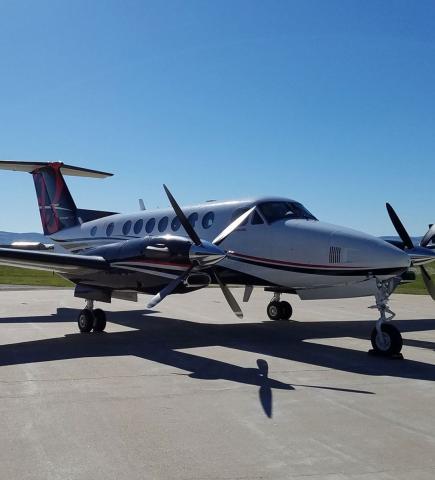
[{"x1": 0, "y1": 266, "x2": 73, "y2": 287}]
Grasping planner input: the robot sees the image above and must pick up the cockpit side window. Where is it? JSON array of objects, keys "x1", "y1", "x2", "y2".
[
  {"x1": 231, "y1": 207, "x2": 249, "y2": 226},
  {"x1": 258, "y1": 201, "x2": 317, "y2": 223},
  {"x1": 251, "y1": 210, "x2": 264, "y2": 225}
]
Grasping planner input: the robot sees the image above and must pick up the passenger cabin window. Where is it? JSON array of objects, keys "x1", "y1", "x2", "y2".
[
  {"x1": 145, "y1": 218, "x2": 155, "y2": 233},
  {"x1": 202, "y1": 211, "x2": 214, "y2": 229},
  {"x1": 188, "y1": 212, "x2": 198, "y2": 227},
  {"x1": 106, "y1": 222, "x2": 114, "y2": 237},
  {"x1": 158, "y1": 216, "x2": 168, "y2": 232},
  {"x1": 251, "y1": 210, "x2": 264, "y2": 225},
  {"x1": 258, "y1": 202, "x2": 317, "y2": 223},
  {"x1": 231, "y1": 208, "x2": 249, "y2": 226},
  {"x1": 171, "y1": 217, "x2": 181, "y2": 231},
  {"x1": 134, "y1": 219, "x2": 143, "y2": 235},
  {"x1": 122, "y1": 220, "x2": 132, "y2": 235},
  {"x1": 90, "y1": 226, "x2": 97, "y2": 237}
]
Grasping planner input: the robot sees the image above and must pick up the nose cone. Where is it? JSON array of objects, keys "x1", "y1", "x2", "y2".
[
  {"x1": 330, "y1": 226, "x2": 411, "y2": 271},
  {"x1": 287, "y1": 220, "x2": 411, "y2": 273},
  {"x1": 189, "y1": 241, "x2": 226, "y2": 267},
  {"x1": 360, "y1": 238, "x2": 410, "y2": 270}
]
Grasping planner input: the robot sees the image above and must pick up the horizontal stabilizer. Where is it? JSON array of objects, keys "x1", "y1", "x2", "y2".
[
  {"x1": 77, "y1": 209, "x2": 118, "y2": 222},
  {"x1": 0, "y1": 160, "x2": 112, "y2": 178}
]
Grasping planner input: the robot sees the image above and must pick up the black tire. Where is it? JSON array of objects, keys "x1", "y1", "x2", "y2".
[
  {"x1": 280, "y1": 301, "x2": 293, "y2": 320},
  {"x1": 78, "y1": 309, "x2": 94, "y2": 333},
  {"x1": 267, "y1": 301, "x2": 282, "y2": 320},
  {"x1": 93, "y1": 309, "x2": 107, "y2": 332},
  {"x1": 370, "y1": 324, "x2": 403, "y2": 355}
]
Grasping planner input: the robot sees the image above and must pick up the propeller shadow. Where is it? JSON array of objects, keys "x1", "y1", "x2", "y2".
[{"x1": 0, "y1": 308, "x2": 434, "y2": 417}]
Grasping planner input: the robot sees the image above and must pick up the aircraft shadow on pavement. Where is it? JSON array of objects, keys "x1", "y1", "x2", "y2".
[{"x1": 0, "y1": 308, "x2": 434, "y2": 417}]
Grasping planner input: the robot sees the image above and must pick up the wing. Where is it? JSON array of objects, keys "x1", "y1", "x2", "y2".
[{"x1": 0, "y1": 248, "x2": 108, "y2": 274}]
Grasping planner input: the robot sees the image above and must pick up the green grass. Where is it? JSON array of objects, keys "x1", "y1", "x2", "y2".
[
  {"x1": 395, "y1": 265, "x2": 434, "y2": 295},
  {"x1": 0, "y1": 266, "x2": 73, "y2": 287}
]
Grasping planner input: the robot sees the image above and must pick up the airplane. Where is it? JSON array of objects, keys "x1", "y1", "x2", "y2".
[{"x1": 0, "y1": 160, "x2": 433, "y2": 358}]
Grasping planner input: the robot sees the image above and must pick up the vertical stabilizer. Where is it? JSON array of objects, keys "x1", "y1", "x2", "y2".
[
  {"x1": 0, "y1": 160, "x2": 113, "y2": 235},
  {"x1": 32, "y1": 163, "x2": 79, "y2": 234}
]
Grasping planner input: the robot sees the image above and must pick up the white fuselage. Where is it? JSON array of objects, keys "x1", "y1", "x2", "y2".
[{"x1": 50, "y1": 196, "x2": 410, "y2": 299}]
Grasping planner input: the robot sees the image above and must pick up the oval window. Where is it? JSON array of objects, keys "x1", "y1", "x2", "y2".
[
  {"x1": 122, "y1": 220, "x2": 132, "y2": 235},
  {"x1": 133, "y1": 219, "x2": 143, "y2": 235},
  {"x1": 106, "y1": 222, "x2": 114, "y2": 237},
  {"x1": 171, "y1": 217, "x2": 181, "y2": 231},
  {"x1": 158, "y1": 216, "x2": 168, "y2": 232},
  {"x1": 202, "y1": 211, "x2": 214, "y2": 229},
  {"x1": 90, "y1": 226, "x2": 97, "y2": 237},
  {"x1": 188, "y1": 212, "x2": 198, "y2": 227},
  {"x1": 145, "y1": 218, "x2": 155, "y2": 233}
]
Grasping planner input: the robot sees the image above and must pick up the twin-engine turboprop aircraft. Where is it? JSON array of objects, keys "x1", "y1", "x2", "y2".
[{"x1": 0, "y1": 160, "x2": 434, "y2": 357}]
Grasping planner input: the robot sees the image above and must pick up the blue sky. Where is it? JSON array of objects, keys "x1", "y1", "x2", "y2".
[{"x1": 0, "y1": 0, "x2": 434, "y2": 235}]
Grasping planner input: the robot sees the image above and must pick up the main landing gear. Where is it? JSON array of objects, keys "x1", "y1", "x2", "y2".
[
  {"x1": 369, "y1": 281, "x2": 403, "y2": 358},
  {"x1": 267, "y1": 293, "x2": 293, "y2": 321},
  {"x1": 77, "y1": 300, "x2": 107, "y2": 333}
]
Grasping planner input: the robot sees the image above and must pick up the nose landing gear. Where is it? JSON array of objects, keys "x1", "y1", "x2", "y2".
[
  {"x1": 369, "y1": 281, "x2": 403, "y2": 358},
  {"x1": 266, "y1": 293, "x2": 293, "y2": 320},
  {"x1": 77, "y1": 300, "x2": 107, "y2": 333}
]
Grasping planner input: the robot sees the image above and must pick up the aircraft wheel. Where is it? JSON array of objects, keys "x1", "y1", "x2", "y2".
[
  {"x1": 267, "y1": 301, "x2": 282, "y2": 320},
  {"x1": 280, "y1": 301, "x2": 293, "y2": 320},
  {"x1": 93, "y1": 309, "x2": 107, "y2": 332},
  {"x1": 78, "y1": 309, "x2": 94, "y2": 333},
  {"x1": 370, "y1": 324, "x2": 403, "y2": 356}
]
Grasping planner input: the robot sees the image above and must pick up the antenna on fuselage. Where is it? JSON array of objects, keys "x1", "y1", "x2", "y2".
[{"x1": 139, "y1": 199, "x2": 146, "y2": 211}]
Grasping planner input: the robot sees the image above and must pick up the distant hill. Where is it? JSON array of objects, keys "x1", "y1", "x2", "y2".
[
  {"x1": 0, "y1": 231, "x2": 66, "y2": 252},
  {"x1": 0, "y1": 231, "x2": 48, "y2": 244}
]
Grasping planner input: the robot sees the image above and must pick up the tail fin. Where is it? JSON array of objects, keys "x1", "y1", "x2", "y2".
[{"x1": 0, "y1": 161, "x2": 112, "y2": 235}]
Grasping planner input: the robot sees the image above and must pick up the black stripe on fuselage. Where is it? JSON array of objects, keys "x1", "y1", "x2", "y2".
[{"x1": 227, "y1": 254, "x2": 404, "y2": 277}]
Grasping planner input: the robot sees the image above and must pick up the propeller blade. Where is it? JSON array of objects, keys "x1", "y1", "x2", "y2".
[
  {"x1": 420, "y1": 265, "x2": 435, "y2": 300},
  {"x1": 256, "y1": 359, "x2": 269, "y2": 377},
  {"x1": 386, "y1": 203, "x2": 414, "y2": 249},
  {"x1": 420, "y1": 224, "x2": 435, "y2": 248},
  {"x1": 163, "y1": 185, "x2": 202, "y2": 246},
  {"x1": 213, "y1": 206, "x2": 256, "y2": 246},
  {"x1": 147, "y1": 266, "x2": 193, "y2": 309},
  {"x1": 214, "y1": 270, "x2": 243, "y2": 318}
]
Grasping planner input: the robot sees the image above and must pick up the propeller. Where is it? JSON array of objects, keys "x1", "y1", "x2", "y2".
[
  {"x1": 386, "y1": 203, "x2": 414, "y2": 249},
  {"x1": 386, "y1": 203, "x2": 435, "y2": 299},
  {"x1": 147, "y1": 266, "x2": 194, "y2": 309},
  {"x1": 214, "y1": 270, "x2": 243, "y2": 318},
  {"x1": 421, "y1": 224, "x2": 435, "y2": 248},
  {"x1": 147, "y1": 186, "x2": 255, "y2": 317},
  {"x1": 164, "y1": 185, "x2": 201, "y2": 246}
]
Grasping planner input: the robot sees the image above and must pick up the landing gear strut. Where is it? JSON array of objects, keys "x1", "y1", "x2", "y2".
[
  {"x1": 77, "y1": 300, "x2": 107, "y2": 333},
  {"x1": 369, "y1": 281, "x2": 403, "y2": 358},
  {"x1": 267, "y1": 293, "x2": 293, "y2": 321}
]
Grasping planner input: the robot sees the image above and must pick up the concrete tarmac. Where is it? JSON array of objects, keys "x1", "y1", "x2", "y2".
[{"x1": 0, "y1": 288, "x2": 434, "y2": 480}]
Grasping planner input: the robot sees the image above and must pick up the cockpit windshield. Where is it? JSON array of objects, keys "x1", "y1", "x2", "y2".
[{"x1": 258, "y1": 201, "x2": 317, "y2": 223}]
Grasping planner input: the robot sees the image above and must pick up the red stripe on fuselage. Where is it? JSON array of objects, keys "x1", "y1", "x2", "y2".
[{"x1": 229, "y1": 252, "x2": 367, "y2": 269}]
